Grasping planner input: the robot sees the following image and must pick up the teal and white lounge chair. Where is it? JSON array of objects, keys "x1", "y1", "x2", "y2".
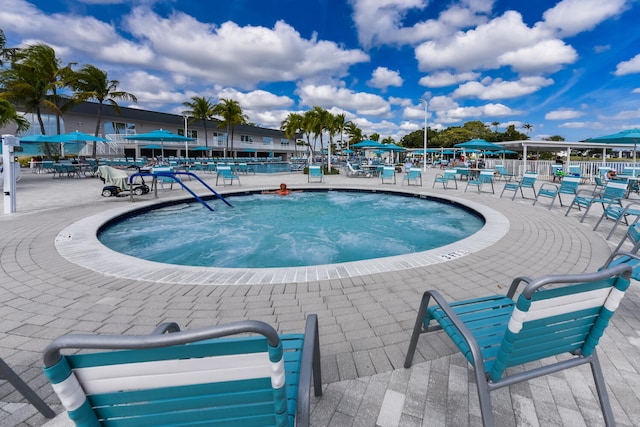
[
  {"x1": 402, "y1": 168, "x2": 422, "y2": 186},
  {"x1": 465, "y1": 170, "x2": 494, "y2": 193},
  {"x1": 494, "y1": 165, "x2": 514, "y2": 181},
  {"x1": 216, "y1": 165, "x2": 240, "y2": 186},
  {"x1": 433, "y1": 169, "x2": 458, "y2": 189},
  {"x1": 380, "y1": 166, "x2": 396, "y2": 184},
  {"x1": 308, "y1": 165, "x2": 323, "y2": 182},
  {"x1": 500, "y1": 171, "x2": 537, "y2": 200},
  {"x1": 593, "y1": 200, "x2": 640, "y2": 240},
  {"x1": 565, "y1": 180, "x2": 627, "y2": 223},
  {"x1": 533, "y1": 175, "x2": 580, "y2": 209},
  {"x1": 43, "y1": 316, "x2": 322, "y2": 427},
  {"x1": 404, "y1": 264, "x2": 632, "y2": 427}
]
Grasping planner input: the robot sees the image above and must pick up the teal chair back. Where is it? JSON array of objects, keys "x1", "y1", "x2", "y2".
[
  {"x1": 568, "y1": 165, "x2": 581, "y2": 176},
  {"x1": 43, "y1": 318, "x2": 322, "y2": 427},
  {"x1": 308, "y1": 165, "x2": 323, "y2": 182},
  {"x1": 381, "y1": 166, "x2": 396, "y2": 184}
]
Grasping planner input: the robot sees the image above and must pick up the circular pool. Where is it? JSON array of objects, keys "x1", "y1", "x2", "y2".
[
  {"x1": 98, "y1": 190, "x2": 485, "y2": 268},
  {"x1": 54, "y1": 189, "x2": 509, "y2": 285}
]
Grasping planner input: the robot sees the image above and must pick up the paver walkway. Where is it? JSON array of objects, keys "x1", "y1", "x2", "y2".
[{"x1": 0, "y1": 166, "x2": 638, "y2": 426}]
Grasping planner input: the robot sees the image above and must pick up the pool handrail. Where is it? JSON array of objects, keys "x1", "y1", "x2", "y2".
[{"x1": 129, "y1": 171, "x2": 233, "y2": 211}]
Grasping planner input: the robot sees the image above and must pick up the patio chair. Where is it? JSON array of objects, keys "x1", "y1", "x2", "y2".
[
  {"x1": 456, "y1": 167, "x2": 470, "y2": 181},
  {"x1": 402, "y1": 168, "x2": 422, "y2": 186},
  {"x1": 433, "y1": 169, "x2": 458, "y2": 189},
  {"x1": 500, "y1": 171, "x2": 537, "y2": 200},
  {"x1": 345, "y1": 161, "x2": 367, "y2": 177},
  {"x1": 152, "y1": 165, "x2": 176, "y2": 189},
  {"x1": 380, "y1": 166, "x2": 396, "y2": 184},
  {"x1": 494, "y1": 165, "x2": 515, "y2": 181},
  {"x1": 533, "y1": 176, "x2": 580, "y2": 209},
  {"x1": 216, "y1": 165, "x2": 240, "y2": 186},
  {"x1": 308, "y1": 165, "x2": 323, "y2": 182},
  {"x1": 43, "y1": 316, "x2": 322, "y2": 427},
  {"x1": 593, "y1": 176, "x2": 606, "y2": 194},
  {"x1": 593, "y1": 200, "x2": 640, "y2": 240},
  {"x1": 404, "y1": 264, "x2": 633, "y2": 427},
  {"x1": 564, "y1": 180, "x2": 627, "y2": 223},
  {"x1": 0, "y1": 357, "x2": 54, "y2": 418},
  {"x1": 464, "y1": 170, "x2": 494, "y2": 194}
]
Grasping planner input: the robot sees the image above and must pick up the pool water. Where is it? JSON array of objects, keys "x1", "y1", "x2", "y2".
[{"x1": 98, "y1": 191, "x2": 484, "y2": 268}]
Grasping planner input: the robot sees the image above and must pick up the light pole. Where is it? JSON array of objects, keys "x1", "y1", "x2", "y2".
[
  {"x1": 419, "y1": 99, "x2": 428, "y2": 171},
  {"x1": 183, "y1": 114, "x2": 189, "y2": 158}
]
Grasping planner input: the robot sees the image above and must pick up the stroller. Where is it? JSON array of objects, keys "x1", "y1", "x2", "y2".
[{"x1": 96, "y1": 165, "x2": 150, "y2": 197}]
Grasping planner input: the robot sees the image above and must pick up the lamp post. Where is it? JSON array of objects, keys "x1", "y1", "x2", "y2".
[
  {"x1": 419, "y1": 99, "x2": 428, "y2": 171},
  {"x1": 183, "y1": 114, "x2": 189, "y2": 158}
]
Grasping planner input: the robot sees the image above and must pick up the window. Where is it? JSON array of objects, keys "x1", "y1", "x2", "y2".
[
  {"x1": 262, "y1": 136, "x2": 272, "y2": 145},
  {"x1": 280, "y1": 138, "x2": 289, "y2": 145},
  {"x1": 241, "y1": 135, "x2": 254, "y2": 143},
  {"x1": 177, "y1": 129, "x2": 197, "y2": 138},
  {"x1": 105, "y1": 122, "x2": 135, "y2": 135}
]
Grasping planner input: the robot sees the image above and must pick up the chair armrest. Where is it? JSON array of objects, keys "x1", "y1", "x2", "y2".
[
  {"x1": 505, "y1": 276, "x2": 532, "y2": 299},
  {"x1": 538, "y1": 182, "x2": 559, "y2": 192},
  {"x1": 296, "y1": 314, "x2": 322, "y2": 427},
  {"x1": 152, "y1": 322, "x2": 181, "y2": 334},
  {"x1": 418, "y1": 290, "x2": 485, "y2": 371}
]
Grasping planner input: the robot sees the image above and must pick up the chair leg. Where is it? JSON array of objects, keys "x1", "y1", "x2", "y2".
[
  {"x1": 580, "y1": 203, "x2": 594, "y2": 223},
  {"x1": 0, "y1": 358, "x2": 55, "y2": 418},
  {"x1": 474, "y1": 364, "x2": 495, "y2": 427},
  {"x1": 589, "y1": 351, "x2": 616, "y2": 426},
  {"x1": 404, "y1": 292, "x2": 432, "y2": 368}
]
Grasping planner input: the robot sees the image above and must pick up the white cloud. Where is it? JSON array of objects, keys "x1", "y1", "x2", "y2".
[
  {"x1": 453, "y1": 76, "x2": 554, "y2": 100},
  {"x1": 541, "y1": 0, "x2": 627, "y2": 37},
  {"x1": 615, "y1": 53, "x2": 640, "y2": 76},
  {"x1": 297, "y1": 84, "x2": 390, "y2": 116},
  {"x1": 123, "y1": 8, "x2": 370, "y2": 88},
  {"x1": 498, "y1": 39, "x2": 578, "y2": 73},
  {"x1": 436, "y1": 102, "x2": 517, "y2": 124},
  {"x1": 419, "y1": 71, "x2": 480, "y2": 88},
  {"x1": 545, "y1": 109, "x2": 584, "y2": 120},
  {"x1": 415, "y1": 11, "x2": 543, "y2": 72},
  {"x1": 367, "y1": 67, "x2": 403, "y2": 91}
]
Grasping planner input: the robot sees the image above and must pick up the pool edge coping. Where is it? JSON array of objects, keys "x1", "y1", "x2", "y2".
[{"x1": 54, "y1": 186, "x2": 510, "y2": 285}]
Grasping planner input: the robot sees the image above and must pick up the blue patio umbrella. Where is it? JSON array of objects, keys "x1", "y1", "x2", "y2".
[
  {"x1": 126, "y1": 129, "x2": 195, "y2": 158},
  {"x1": 454, "y1": 138, "x2": 504, "y2": 151},
  {"x1": 587, "y1": 128, "x2": 640, "y2": 168},
  {"x1": 352, "y1": 140, "x2": 384, "y2": 148},
  {"x1": 44, "y1": 130, "x2": 108, "y2": 143}
]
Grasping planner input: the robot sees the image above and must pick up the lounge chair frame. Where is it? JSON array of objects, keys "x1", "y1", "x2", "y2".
[
  {"x1": 404, "y1": 264, "x2": 632, "y2": 427},
  {"x1": 0, "y1": 357, "x2": 54, "y2": 418},
  {"x1": 464, "y1": 170, "x2": 494, "y2": 193},
  {"x1": 43, "y1": 316, "x2": 322, "y2": 427},
  {"x1": 380, "y1": 166, "x2": 396, "y2": 184},
  {"x1": 500, "y1": 171, "x2": 537, "y2": 200},
  {"x1": 565, "y1": 181, "x2": 627, "y2": 223},
  {"x1": 433, "y1": 169, "x2": 458, "y2": 189},
  {"x1": 494, "y1": 165, "x2": 515, "y2": 181},
  {"x1": 402, "y1": 168, "x2": 422, "y2": 186},
  {"x1": 215, "y1": 165, "x2": 240, "y2": 186},
  {"x1": 308, "y1": 165, "x2": 324, "y2": 182},
  {"x1": 533, "y1": 176, "x2": 580, "y2": 209}
]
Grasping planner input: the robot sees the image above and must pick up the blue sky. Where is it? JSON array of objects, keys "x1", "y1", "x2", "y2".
[{"x1": 1, "y1": 0, "x2": 640, "y2": 142}]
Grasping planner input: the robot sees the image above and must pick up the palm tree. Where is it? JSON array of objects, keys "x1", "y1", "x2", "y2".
[
  {"x1": 280, "y1": 112, "x2": 303, "y2": 158},
  {"x1": 69, "y1": 64, "x2": 137, "y2": 157},
  {"x1": 522, "y1": 123, "x2": 533, "y2": 138},
  {"x1": 345, "y1": 122, "x2": 364, "y2": 147},
  {"x1": 491, "y1": 121, "x2": 500, "y2": 133},
  {"x1": 300, "y1": 111, "x2": 316, "y2": 160},
  {"x1": 333, "y1": 113, "x2": 348, "y2": 153},
  {"x1": 212, "y1": 98, "x2": 248, "y2": 158},
  {"x1": 0, "y1": 28, "x2": 17, "y2": 65},
  {"x1": 182, "y1": 96, "x2": 214, "y2": 147},
  {"x1": 307, "y1": 106, "x2": 331, "y2": 165},
  {"x1": 0, "y1": 44, "x2": 70, "y2": 156},
  {"x1": 0, "y1": 98, "x2": 29, "y2": 133}
]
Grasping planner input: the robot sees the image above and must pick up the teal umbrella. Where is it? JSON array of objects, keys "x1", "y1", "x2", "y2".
[
  {"x1": 352, "y1": 140, "x2": 384, "y2": 148},
  {"x1": 587, "y1": 129, "x2": 640, "y2": 168},
  {"x1": 454, "y1": 138, "x2": 504, "y2": 151},
  {"x1": 44, "y1": 130, "x2": 108, "y2": 143},
  {"x1": 126, "y1": 129, "x2": 195, "y2": 158}
]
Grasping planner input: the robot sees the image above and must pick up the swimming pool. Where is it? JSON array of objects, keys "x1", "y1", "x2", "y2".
[
  {"x1": 55, "y1": 188, "x2": 509, "y2": 285},
  {"x1": 98, "y1": 191, "x2": 485, "y2": 268}
]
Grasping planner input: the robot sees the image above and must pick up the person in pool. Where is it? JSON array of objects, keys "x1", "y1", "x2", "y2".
[{"x1": 263, "y1": 183, "x2": 297, "y2": 195}]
